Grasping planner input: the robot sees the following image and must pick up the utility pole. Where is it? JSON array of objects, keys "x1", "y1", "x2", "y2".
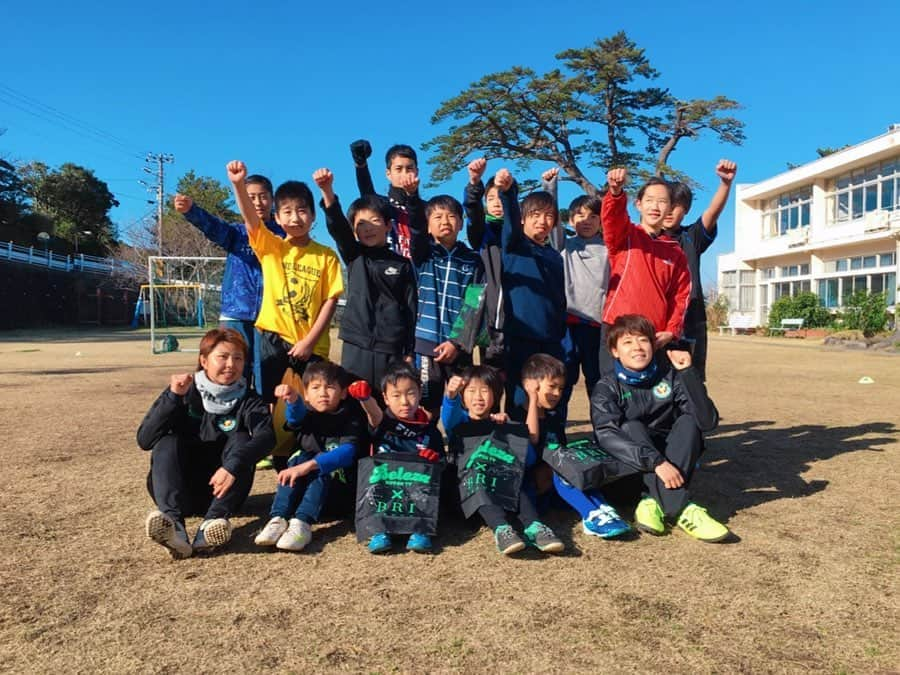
[{"x1": 142, "y1": 152, "x2": 174, "y2": 254}]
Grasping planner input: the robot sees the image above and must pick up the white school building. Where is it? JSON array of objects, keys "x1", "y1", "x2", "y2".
[{"x1": 717, "y1": 126, "x2": 900, "y2": 326}]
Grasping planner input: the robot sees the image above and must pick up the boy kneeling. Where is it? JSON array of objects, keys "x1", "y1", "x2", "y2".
[{"x1": 592, "y1": 314, "x2": 730, "y2": 542}]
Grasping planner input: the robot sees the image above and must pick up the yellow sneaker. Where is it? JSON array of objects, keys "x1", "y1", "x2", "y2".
[
  {"x1": 676, "y1": 503, "x2": 729, "y2": 542},
  {"x1": 634, "y1": 497, "x2": 666, "y2": 535}
]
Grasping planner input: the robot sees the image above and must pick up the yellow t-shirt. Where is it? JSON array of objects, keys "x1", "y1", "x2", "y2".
[{"x1": 249, "y1": 226, "x2": 344, "y2": 358}]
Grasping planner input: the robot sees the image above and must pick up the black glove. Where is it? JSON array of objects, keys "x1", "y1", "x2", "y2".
[{"x1": 350, "y1": 139, "x2": 372, "y2": 165}]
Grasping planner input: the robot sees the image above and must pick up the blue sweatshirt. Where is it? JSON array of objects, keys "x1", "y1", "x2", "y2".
[
  {"x1": 499, "y1": 184, "x2": 566, "y2": 342},
  {"x1": 182, "y1": 205, "x2": 284, "y2": 321}
]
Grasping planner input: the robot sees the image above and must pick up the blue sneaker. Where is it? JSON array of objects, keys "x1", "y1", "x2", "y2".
[
  {"x1": 583, "y1": 504, "x2": 632, "y2": 539},
  {"x1": 367, "y1": 532, "x2": 391, "y2": 554},
  {"x1": 406, "y1": 532, "x2": 432, "y2": 553}
]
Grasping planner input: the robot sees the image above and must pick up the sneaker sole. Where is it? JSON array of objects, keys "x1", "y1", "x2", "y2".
[
  {"x1": 635, "y1": 521, "x2": 666, "y2": 536},
  {"x1": 276, "y1": 537, "x2": 311, "y2": 552},
  {"x1": 407, "y1": 546, "x2": 433, "y2": 554},
  {"x1": 201, "y1": 521, "x2": 232, "y2": 548},
  {"x1": 678, "y1": 526, "x2": 729, "y2": 543},
  {"x1": 368, "y1": 545, "x2": 391, "y2": 554},
  {"x1": 535, "y1": 541, "x2": 565, "y2": 554},
  {"x1": 582, "y1": 522, "x2": 632, "y2": 540},
  {"x1": 145, "y1": 512, "x2": 192, "y2": 559},
  {"x1": 498, "y1": 541, "x2": 527, "y2": 556}
]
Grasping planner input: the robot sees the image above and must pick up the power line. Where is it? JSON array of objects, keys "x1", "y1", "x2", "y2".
[{"x1": 0, "y1": 83, "x2": 145, "y2": 159}]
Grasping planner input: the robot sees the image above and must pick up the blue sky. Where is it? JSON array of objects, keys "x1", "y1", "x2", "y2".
[{"x1": 1, "y1": 0, "x2": 898, "y2": 288}]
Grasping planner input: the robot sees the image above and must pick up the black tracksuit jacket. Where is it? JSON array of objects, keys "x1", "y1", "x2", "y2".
[
  {"x1": 324, "y1": 197, "x2": 417, "y2": 356},
  {"x1": 590, "y1": 358, "x2": 718, "y2": 472}
]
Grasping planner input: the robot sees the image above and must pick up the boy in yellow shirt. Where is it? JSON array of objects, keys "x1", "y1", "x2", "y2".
[{"x1": 226, "y1": 160, "x2": 344, "y2": 406}]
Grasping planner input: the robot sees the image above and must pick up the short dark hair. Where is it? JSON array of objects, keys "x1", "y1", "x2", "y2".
[
  {"x1": 347, "y1": 195, "x2": 393, "y2": 228},
  {"x1": 380, "y1": 362, "x2": 421, "y2": 392},
  {"x1": 669, "y1": 181, "x2": 693, "y2": 211},
  {"x1": 521, "y1": 353, "x2": 565, "y2": 383},
  {"x1": 606, "y1": 314, "x2": 656, "y2": 353},
  {"x1": 521, "y1": 191, "x2": 558, "y2": 220},
  {"x1": 245, "y1": 174, "x2": 273, "y2": 197},
  {"x1": 385, "y1": 144, "x2": 418, "y2": 168},
  {"x1": 302, "y1": 360, "x2": 348, "y2": 388},
  {"x1": 425, "y1": 195, "x2": 463, "y2": 220},
  {"x1": 460, "y1": 365, "x2": 503, "y2": 404},
  {"x1": 484, "y1": 176, "x2": 498, "y2": 195},
  {"x1": 636, "y1": 177, "x2": 673, "y2": 202},
  {"x1": 274, "y1": 180, "x2": 315, "y2": 218},
  {"x1": 568, "y1": 194, "x2": 601, "y2": 215}
]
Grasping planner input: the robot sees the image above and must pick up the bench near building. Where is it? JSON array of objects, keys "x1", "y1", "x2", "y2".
[{"x1": 717, "y1": 125, "x2": 899, "y2": 329}]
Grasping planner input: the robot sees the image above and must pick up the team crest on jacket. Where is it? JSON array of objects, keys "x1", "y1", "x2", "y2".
[
  {"x1": 217, "y1": 417, "x2": 237, "y2": 432},
  {"x1": 652, "y1": 382, "x2": 672, "y2": 400}
]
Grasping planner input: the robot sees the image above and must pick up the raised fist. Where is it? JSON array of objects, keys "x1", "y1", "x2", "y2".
[
  {"x1": 169, "y1": 373, "x2": 193, "y2": 396},
  {"x1": 468, "y1": 158, "x2": 487, "y2": 184},
  {"x1": 446, "y1": 374, "x2": 466, "y2": 398},
  {"x1": 226, "y1": 160, "x2": 247, "y2": 184},
  {"x1": 348, "y1": 380, "x2": 372, "y2": 401},
  {"x1": 173, "y1": 194, "x2": 193, "y2": 214},
  {"x1": 666, "y1": 347, "x2": 692, "y2": 371},
  {"x1": 541, "y1": 167, "x2": 559, "y2": 183},
  {"x1": 312, "y1": 168, "x2": 334, "y2": 191},
  {"x1": 418, "y1": 448, "x2": 440, "y2": 463},
  {"x1": 716, "y1": 159, "x2": 738, "y2": 184},
  {"x1": 274, "y1": 383, "x2": 299, "y2": 404},
  {"x1": 398, "y1": 171, "x2": 419, "y2": 196},
  {"x1": 350, "y1": 139, "x2": 372, "y2": 166},
  {"x1": 494, "y1": 168, "x2": 513, "y2": 192},
  {"x1": 606, "y1": 168, "x2": 627, "y2": 195}
]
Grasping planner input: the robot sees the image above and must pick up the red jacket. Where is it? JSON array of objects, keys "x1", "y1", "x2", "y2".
[{"x1": 601, "y1": 191, "x2": 691, "y2": 337}]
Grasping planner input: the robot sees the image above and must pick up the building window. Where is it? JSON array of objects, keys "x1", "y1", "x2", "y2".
[
  {"x1": 818, "y1": 279, "x2": 839, "y2": 308},
  {"x1": 721, "y1": 271, "x2": 737, "y2": 310},
  {"x1": 880, "y1": 252, "x2": 895, "y2": 267},
  {"x1": 800, "y1": 263, "x2": 810, "y2": 275},
  {"x1": 738, "y1": 271, "x2": 755, "y2": 311},
  {"x1": 829, "y1": 157, "x2": 900, "y2": 223},
  {"x1": 762, "y1": 187, "x2": 812, "y2": 238},
  {"x1": 762, "y1": 267, "x2": 775, "y2": 279}
]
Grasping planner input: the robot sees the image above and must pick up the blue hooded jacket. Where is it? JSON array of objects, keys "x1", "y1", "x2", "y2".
[{"x1": 183, "y1": 205, "x2": 285, "y2": 321}]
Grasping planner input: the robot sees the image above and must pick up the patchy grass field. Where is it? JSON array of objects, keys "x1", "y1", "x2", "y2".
[{"x1": 0, "y1": 330, "x2": 897, "y2": 673}]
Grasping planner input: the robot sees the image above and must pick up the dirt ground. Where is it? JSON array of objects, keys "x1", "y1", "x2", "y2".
[{"x1": 0, "y1": 329, "x2": 897, "y2": 674}]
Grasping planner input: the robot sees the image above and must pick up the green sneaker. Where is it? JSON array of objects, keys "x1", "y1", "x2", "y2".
[
  {"x1": 256, "y1": 456, "x2": 274, "y2": 470},
  {"x1": 523, "y1": 521, "x2": 564, "y2": 554},
  {"x1": 677, "y1": 503, "x2": 729, "y2": 542},
  {"x1": 493, "y1": 524, "x2": 526, "y2": 556},
  {"x1": 634, "y1": 497, "x2": 666, "y2": 535}
]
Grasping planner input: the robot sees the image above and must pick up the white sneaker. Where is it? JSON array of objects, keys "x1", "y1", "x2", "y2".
[
  {"x1": 276, "y1": 518, "x2": 312, "y2": 552},
  {"x1": 145, "y1": 510, "x2": 193, "y2": 559},
  {"x1": 193, "y1": 517, "x2": 232, "y2": 551},
  {"x1": 254, "y1": 516, "x2": 288, "y2": 546}
]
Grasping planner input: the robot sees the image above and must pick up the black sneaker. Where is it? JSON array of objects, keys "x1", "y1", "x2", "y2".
[
  {"x1": 524, "y1": 521, "x2": 565, "y2": 554},
  {"x1": 494, "y1": 524, "x2": 526, "y2": 556},
  {"x1": 192, "y1": 518, "x2": 232, "y2": 552}
]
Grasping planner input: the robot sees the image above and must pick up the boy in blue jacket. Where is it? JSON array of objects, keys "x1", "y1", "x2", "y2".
[
  {"x1": 493, "y1": 168, "x2": 566, "y2": 415},
  {"x1": 254, "y1": 361, "x2": 366, "y2": 552},
  {"x1": 173, "y1": 177, "x2": 284, "y2": 391}
]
